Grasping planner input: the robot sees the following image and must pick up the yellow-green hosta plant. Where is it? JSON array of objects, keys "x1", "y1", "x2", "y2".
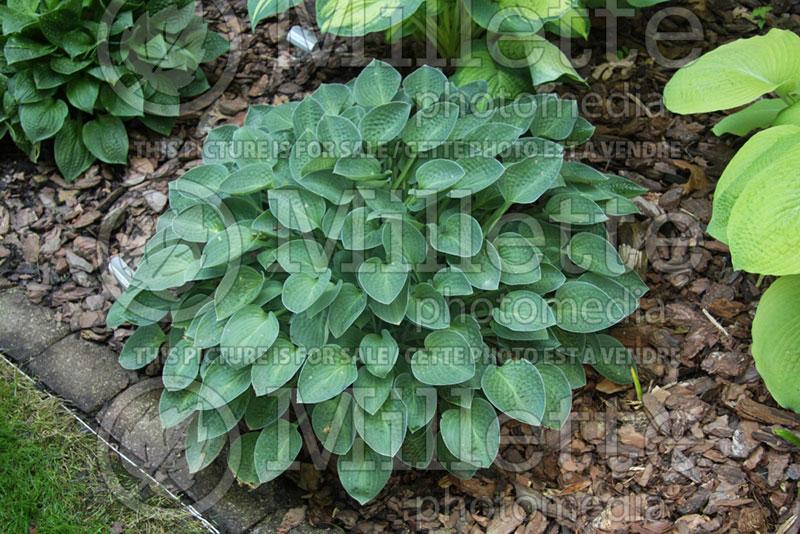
[
  {"x1": 664, "y1": 29, "x2": 800, "y2": 413},
  {"x1": 108, "y1": 61, "x2": 647, "y2": 504}
]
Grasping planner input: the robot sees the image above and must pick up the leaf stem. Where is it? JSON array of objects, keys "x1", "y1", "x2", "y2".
[
  {"x1": 483, "y1": 200, "x2": 512, "y2": 237},
  {"x1": 391, "y1": 153, "x2": 417, "y2": 192},
  {"x1": 630, "y1": 366, "x2": 643, "y2": 402}
]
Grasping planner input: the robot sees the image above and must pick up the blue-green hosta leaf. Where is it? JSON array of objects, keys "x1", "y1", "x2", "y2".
[
  {"x1": 337, "y1": 439, "x2": 393, "y2": 505},
  {"x1": 481, "y1": 359, "x2": 545, "y2": 426},
  {"x1": 312, "y1": 392, "x2": 356, "y2": 454},
  {"x1": 398, "y1": 426, "x2": 435, "y2": 469},
  {"x1": 552, "y1": 281, "x2": 623, "y2": 333},
  {"x1": 402, "y1": 101, "x2": 459, "y2": 153},
  {"x1": 185, "y1": 414, "x2": 226, "y2": 473},
  {"x1": 282, "y1": 269, "x2": 333, "y2": 313},
  {"x1": 439, "y1": 396, "x2": 499, "y2": 468},
  {"x1": 576, "y1": 273, "x2": 637, "y2": 324},
  {"x1": 498, "y1": 151, "x2": 563, "y2": 204},
  {"x1": 492, "y1": 290, "x2": 555, "y2": 332},
  {"x1": 232, "y1": 126, "x2": 277, "y2": 168},
  {"x1": 381, "y1": 219, "x2": 427, "y2": 265},
  {"x1": 334, "y1": 153, "x2": 383, "y2": 180},
  {"x1": 214, "y1": 265, "x2": 264, "y2": 320},
  {"x1": 298, "y1": 169, "x2": 356, "y2": 204},
  {"x1": 453, "y1": 241, "x2": 502, "y2": 291},
  {"x1": 245, "y1": 388, "x2": 291, "y2": 429},
  {"x1": 429, "y1": 213, "x2": 483, "y2": 258},
  {"x1": 307, "y1": 279, "x2": 343, "y2": 318},
  {"x1": 341, "y1": 206, "x2": 383, "y2": 250},
  {"x1": 359, "y1": 329, "x2": 399, "y2": 378},
  {"x1": 403, "y1": 65, "x2": 447, "y2": 108},
  {"x1": 220, "y1": 164, "x2": 274, "y2": 195},
  {"x1": 219, "y1": 305, "x2": 280, "y2": 367},
  {"x1": 494, "y1": 232, "x2": 543, "y2": 285},
  {"x1": 449, "y1": 156, "x2": 505, "y2": 198},
  {"x1": 198, "y1": 361, "x2": 252, "y2": 410},
  {"x1": 411, "y1": 329, "x2": 474, "y2": 385},
  {"x1": 253, "y1": 419, "x2": 302, "y2": 483},
  {"x1": 159, "y1": 383, "x2": 200, "y2": 428},
  {"x1": 412, "y1": 159, "x2": 465, "y2": 195},
  {"x1": 119, "y1": 323, "x2": 166, "y2": 370},
  {"x1": 433, "y1": 267, "x2": 473, "y2": 296},
  {"x1": 297, "y1": 345, "x2": 358, "y2": 403},
  {"x1": 276, "y1": 238, "x2": 329, "y2": 276},
  {"x1": 369, "y1": 281, "x2": 410, "y2": 325},
  {"x1": 568, "y1": 232, "x2": 626, "y2": 276},
  {"x1": 195, "y1": 390, "x2": 250, "y2": 441},
  {"x1": 462, "y1": 122, "x2": 524, "y2": 158},
  {"x1": 751, "y1": 275, "x2": 800, "y2": 412},
  {"x1": 353, "y1": 366, "x2": 394, "y2": 415},
  {"x1": 489, "y1": 321, "x2": 549, "y2": 341},
  {"x1": 163, "y1": 340, "x2": 201, "y2": 391},
  {"x1": 406, "y1": 283, "x2": 450, "y2": 330},
  {"x1": 357, "y1": 257, "x2": 409, "y2": 304},
  {"x1": 202, "y1": 124, "x2": 237, "y2": 165},
  {"x1": 529, "y1": 97, "x2": 578, "y2": 140},
  {"x1": 353, "y1": 59, "x2": 402, "y2": 106},
  {"x1": 664, "y1": 29, "x2": 800, "y2": 114},
  {"x1": 317, "y1": 114, "x2": 363, "y2": 158},
  {"x1": 582, "y1": 334, "x2": 636, "y2": 384},
  {"x1": 436, "y1": 432, "x2": 477, "y2": 479},
  {"x1": 393, "y1": 373, "x2": 437, "y2": 432},
  {"x1": 172, "y1": 164, "x2": 230, "y2": 200},
  {"x1": 293, "y1": 95, "x2": 325, "y2": 136},
  {"x1": 227, "y1": 432, "x2": 260, "y2": 486},
  {"x1": 172, "y1": 203, "x2": 225, "y2": 243},
  {"x1": 353, "y1": 396, "x2": 407, "y2": 457},
  {"x1": 527, "y1": 264, "x2": 566, "y2": 295},
  {"x1": 201, "y1": 223, "x2": 258, "y2": 268},
  {"x1": 268, "y1": 188, "x2": 326, "y2": 233},
  {"x1": 545, "y1": 193, "x2": 608, "y2": 225},
  {"x1": 328, "y1": 283, "x2": 367, "y2": 338},
  {"x1": 560, "y1": 161, "x2": 607, "y2": 183},
  {"x1": 131, "y1": 244, "x2": 200, "y2": 291},
  {"x1": 535, "y1": 363, "x2": 572, "y2": 429},
  {"x1": 312, "y1": 83, "x2": 353, "y2": 115},
  {"x1": 359, "y1": 101, "x2": 412, "y2": 148},
  {"x1": 251, "y1": 338, "x2": 305, "y2": 395}
]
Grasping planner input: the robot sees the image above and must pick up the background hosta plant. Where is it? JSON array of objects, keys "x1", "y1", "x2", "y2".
[
  {"x1": 0, "y1": 0, "x2": 229, "y2": 181},
  {"x1": 664, "y1": 29, "x2": 800, "y2": 413},
  {"x1": 109, "y1": 60, "x2": 647, "y2": 504},
  {"x1": 249, "y1": 0, "x2": 666, "y2": 97}
]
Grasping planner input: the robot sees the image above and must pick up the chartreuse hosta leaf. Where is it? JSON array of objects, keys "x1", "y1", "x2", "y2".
[
  {"x1": 751, "y1": 276, "x2": 800, "y2": 413},
  {"x1": 111, "y1": 66, "x2": 642, "y2": 504}
]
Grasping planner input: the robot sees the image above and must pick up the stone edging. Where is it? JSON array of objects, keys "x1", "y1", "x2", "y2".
[{"x1": 0, "y1": 287, "x2": 331, "y2": 534}]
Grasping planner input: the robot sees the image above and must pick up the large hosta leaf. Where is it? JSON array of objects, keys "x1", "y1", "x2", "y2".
[
  {"x1": 439, "y1": 397, "x2": 499, "y2": 468},
  {"x1": 337, "y1": 439, "x2": 393, "y2": 505},
  {"x1": 481, "y1": 359, "x2": 545, "y2": 425},
  {"x1": 664, "y1": 29, "x2": 800, "y2": 114},
  {"x1": 465, "y1": 0, "x2": 572, "y2": 32},
  {"x1": 317, "y1": 0, "x2": 424, "y2": 36},
  {"x1": 249, "y1": 0, "x2": 302, "y2": 27},
  {"x1": 751, "y1": 275, "x2": 800, "y2": 413}
]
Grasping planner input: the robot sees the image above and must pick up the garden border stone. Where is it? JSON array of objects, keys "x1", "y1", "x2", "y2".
[{"x1": 3, "y1": 287, "x2": 333, "y2": 534}]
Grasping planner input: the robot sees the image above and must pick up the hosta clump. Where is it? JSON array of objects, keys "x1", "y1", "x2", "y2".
[{"x1": 109, "y1": 60, "x2": 648, "y2": 504}]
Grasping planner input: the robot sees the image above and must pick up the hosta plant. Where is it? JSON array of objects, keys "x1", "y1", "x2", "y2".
[
  {"x1": 109, "y1": 61, "x2": 648, "y2": 504},
  {"x1": 0, "y1": 0, "x2": 229, "y2": 181},
  {"x1": 664, "y1": 29, "x2": 800, "y2": 413}
]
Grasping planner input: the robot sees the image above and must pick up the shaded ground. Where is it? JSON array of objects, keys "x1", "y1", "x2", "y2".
[{"x1": 1, "y1": 0, "x2": 800, "y2": 532}]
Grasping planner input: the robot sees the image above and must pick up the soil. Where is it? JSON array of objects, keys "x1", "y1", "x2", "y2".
[{"x1": 2, "y1": 0, "x2": 800, "y2": 532}]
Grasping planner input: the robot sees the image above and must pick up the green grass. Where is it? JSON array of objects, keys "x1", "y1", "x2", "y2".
[{"x1": 0, "y1": 358, "x2": 210, "y2": 534}]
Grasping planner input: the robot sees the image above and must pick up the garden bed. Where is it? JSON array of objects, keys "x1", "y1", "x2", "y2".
[{"x1": 1, "y1": 0, "x2": 799, "y2": 532}]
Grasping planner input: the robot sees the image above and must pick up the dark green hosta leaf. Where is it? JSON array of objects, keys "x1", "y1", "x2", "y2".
[
  {"x1": 82, "y1": 115, "x2": 128, "y2": 164},
  {"x1": 359, "y1": 102, "x2": 412, "y2": 148},
  {"x1": 251, "y1": 338, "x2": 305, "y2": 395},
  {"x1": 359, "y1": 329, "x2": 399, "y2": 378},
  {"x1": 406, "y1": 283, "x2": 450, "y2": 330},
  {"x1": 54, "y1": 119, "x2": 94, "y2": 182},
  {"x1": 353, "y1": 396, "x2": 407, "y2": 457},
  {"x1": 354, "y1": 59, "x2": 401, "y2": 107},
  {"x1": 214, "y1": 265, "x2": 264, "y2": 320},
  {"x1": 394, "y1": 373, "x2": 437, "y2": 432},
  {"x1": 357, "y1": 257, "x2": 408, "y2": 305},
  {"x1": 254, "y1": 419, "x2": 302, "y2": 483},
  {"x1": 399, "y1": 426, "x2": 435, "y2": 469},
  {"x1": 353, "y1": 366, "x2": 394, "y2": 415},
  {"x1": 337, "y1": 438, "x2": 393, "y2": 506},
  {"x1": 312, "y1": 392, "x2": 356, "y2": 454},
  {"x1": 492, "y1": 290, "x2": 555, "y2": 332},
  {"x1": 481, "y1": 359, "x2": 545, "y2": 426},
  {"x1": 411, "y1": 329, "x2": 474, "y2": 385},
  {"x1": 20, "y1": 98, "x2": 67, "y2": 143},
  {"x1": 119, "y1": 323, "x2": 166, "y2": 370},
  {"x1": 535, "y1": 363, "x2": 572, "y2": 429},
  {"x1": 228, "y1": 432, "x2": 260, "y2": 486},
  {"x1": 328, "y1": 283, "x2": 367, "y2": 338},
  {"x1": 429, "y1": 213, "x2": 482, "y2": 258},
  {"x1": 297, "y1": 345, "x2": 358, "y2": 403},
  {"x1": 439, "y1": 397, "x2": 499, "y2": 468},
  {"x1": 582, "y1": 334, "x2": 636, "y2": 384},
  {"x1": 219, "y1": 305, "x2": 279, "y2": 367}
]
